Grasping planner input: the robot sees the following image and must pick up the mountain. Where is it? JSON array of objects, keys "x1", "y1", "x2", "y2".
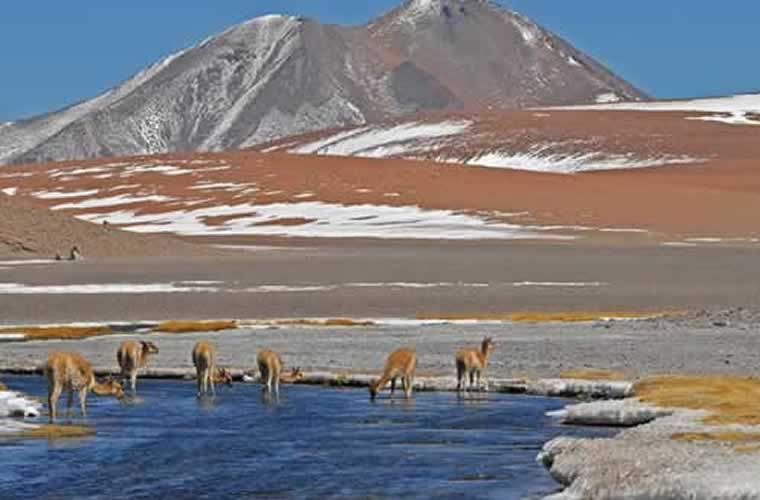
[{"x1": 0, "y1": 0, "x2": 646, "y2": 165}]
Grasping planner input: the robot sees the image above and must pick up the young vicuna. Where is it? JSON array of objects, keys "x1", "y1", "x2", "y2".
[
  {"x1": 192, "y1": 341, "x2": 232, "y2": 397},
  {"x1": 117, "y1": 340, "x2": 159, "y2": 395},
  {"x1": 257, "y1": 350, "x2": 287, "y2": 394},
  {"x1": 44, "y1": 352, "x2": 125, "y2": 422},
  {"x1": 369, "y1": 347, "x2": 417, "y2": 401},
  {"x1": 456, "y1": 336, "x2": 495, "y2": 392}
]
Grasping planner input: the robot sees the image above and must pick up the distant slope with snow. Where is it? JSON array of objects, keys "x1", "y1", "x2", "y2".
[
  {"x1": 554, "y1": 93, "x2": 760, "y2": 126},
  {"x1": 0, "y1": 0, "x2": 644, "y2": 165}
]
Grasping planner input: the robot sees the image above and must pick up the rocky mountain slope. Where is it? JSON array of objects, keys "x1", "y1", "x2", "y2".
[{"x1": 0, "y1": 0, "x2": 645, "y2": 165}]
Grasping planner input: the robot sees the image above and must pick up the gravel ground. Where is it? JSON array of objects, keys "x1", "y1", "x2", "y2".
[{"x1": 2, "y1": 311, "x2": 759, "y2": 380}]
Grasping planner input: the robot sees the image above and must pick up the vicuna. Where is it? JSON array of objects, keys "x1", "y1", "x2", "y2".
[
  {"x1": 44, "y1": 352, "x2": 124, "y2": 422},
  {"x1": 369, "y1": 347, "x2": 417, "y2": 401},
  {"x1": 117, "y1": 340, "x2": 159, "y2": 395},
  {"x1": 257, "y1": 350, "x2": 300, "y2": 394},
  {"x1": 192, "y1": 341, "x2": 232, "y2": 397},
  {"x1": 456, "y1": 336, "x2": 494, "y2": 392}
]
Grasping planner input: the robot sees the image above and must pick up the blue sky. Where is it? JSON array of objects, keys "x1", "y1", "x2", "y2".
[{"x1": 1, "y1": 1, "x2": 758, "y2": 121}]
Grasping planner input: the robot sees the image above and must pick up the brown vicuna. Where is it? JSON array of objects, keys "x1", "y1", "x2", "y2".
[
  {"x1": 257, "y1": 350, "x2": 286, "y2": 394},
  {"x1": 191, "y1": 341, "x2": 232, "y2": 397},
  {"x1": 369, "y1": 347, "x2": 417, "y2": 401},
  {"x1": 280, "y1": 367, "x2": 304, "y2": 384},
  {"x1": 117, "y1": 340, "x2": 159, "y2": 395},
  {"x1": 456, "y1": 336, "x2": 495, "y2": 392},
  {"x1": 44, "y1": 352, "x2": 125, "y2": 422}
]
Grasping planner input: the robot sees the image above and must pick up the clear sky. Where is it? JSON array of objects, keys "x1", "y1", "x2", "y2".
[{"x1": 1, "y1": 1, "x2": 758, "y2": 121}]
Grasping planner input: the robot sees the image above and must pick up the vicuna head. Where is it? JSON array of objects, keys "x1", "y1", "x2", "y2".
[
  {"x1": 215, "y1": 368, "x2": 234, "y2": 386},
  {"x1": 369, "y1": 379, "x2": 381, "y2": 401},
  {"x1": 141, "y1": 341, "x2": 160, "y2": 355},
  {"x1": 286, "y1": 367, "x2": 304, "y2": 382},
  {"x1": 481, "y1": 336, "x2": 495, "y2": 355},
  {"x1": 95, "y1": 375, "x2": 126, "y2": 400}
]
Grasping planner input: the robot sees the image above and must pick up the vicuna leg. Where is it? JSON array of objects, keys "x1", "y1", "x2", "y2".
[
  {"x1": 79, "y1": 388, "x2": 88, "y2": 417},
  {"x1": 469, "y1": 371, "x2": 475, "y2": 390},
  {"x1": 131, "y1": 371, "x2": 138, "y2": 395},
  {"x1": 209, "y1": 371, "x2": 216, "y2": 396},
  {"x1": 456, "y1": 362, "x2": 465, "y2": 392},
  {"x1": 65, "y1": 390, "x2": 74, "y2": 417},
  {"x1": 476, "y1": 370, "x2": 482, "y2": 390},
  {"x1": 48, "y1": 385, "x2": 62, "y2": 422},
  {"x1": 390, "y1": 378, "x2": 397, "y2": 396},
  {"x1": 196, "y1": 371, "x2": 203, "y2": 396},
  {"x1": 404, "y1": 375, "x2": 413, "y2": 398}
]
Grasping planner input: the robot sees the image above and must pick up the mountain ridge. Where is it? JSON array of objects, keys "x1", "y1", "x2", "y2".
[{"x1": 0, "y1": 0, "x2": 646, "y2": 165}]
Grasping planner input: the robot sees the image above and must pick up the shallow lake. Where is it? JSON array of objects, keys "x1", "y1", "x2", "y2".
[{"x1": 0, "y1": 375, "x2": 613, "y2": 499}]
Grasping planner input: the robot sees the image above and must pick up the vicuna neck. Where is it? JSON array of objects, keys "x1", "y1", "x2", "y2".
[{"x1": 91, "y1": 382, "x2": 114, "y2": 396}]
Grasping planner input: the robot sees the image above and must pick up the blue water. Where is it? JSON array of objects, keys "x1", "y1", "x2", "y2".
[{"x1": 0, "y1": 376, "x2": 613, "y2": 499}]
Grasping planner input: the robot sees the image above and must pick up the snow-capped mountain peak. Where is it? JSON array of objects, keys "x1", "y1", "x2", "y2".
[{"x1": 0, "y1": 1, "x2": 645, "y2": 165}]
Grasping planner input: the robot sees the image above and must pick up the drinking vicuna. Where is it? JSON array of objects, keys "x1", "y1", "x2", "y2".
[
  {"x1": 368, "y1": 347, "x2": 417, "y2": 400},
  {"x1": 44, "y1": 351, "x2": 124, "y2": 422}
]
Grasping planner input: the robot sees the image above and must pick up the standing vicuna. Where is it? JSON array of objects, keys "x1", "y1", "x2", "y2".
[
  {"x1": 456, "y1": 336, "x2": 495, "y2": 392},
  {"x1": 117, "y1": 340, "x2": 159, "y2": 395},
  {"x1": 192, "y1": 341, "x2": 233, "y2": 397},
  {"x1": 257, "y1": 350, "x2": 290, "y2": 395},
  {"x1": 44, "y1": 352, "x2": 125, "y2": 422},
  {"x1": 368, "y1": 347, "x2": 417, "y2": 401}
]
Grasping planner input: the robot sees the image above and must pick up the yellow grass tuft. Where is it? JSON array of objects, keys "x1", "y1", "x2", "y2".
[
  {"x1": 6, "y1": 424, "x2": 95, "y2": 441},
  {"x1": 0, "y1": 326, "x2": 112, "y2": 340},
  {"x1": 273, "y1": 318, "x2": 375, "y2": 327},
  {"x1": 416, "y1": 311, "x2": 664, "y2": 323},
  {"x1": 154, "y1": 320, "x2": 239, "y2": 334},
  {"x1": 634, "y1": 375, "x2": 760, "y2": 426},
  {"x1": 0, "y1": 380, "x2": 6, "y2": 391},
  {"x1": 559, "y1": 368, "x2": 627, "y2": 381},
  {"x1": 734, "y1": 444, "x2": 760, "y2": 454}
]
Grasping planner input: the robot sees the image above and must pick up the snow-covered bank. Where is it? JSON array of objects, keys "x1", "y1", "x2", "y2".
[
  {"x1": 0, "y1": 388, "x2": 42, "y2": 436},
  {"x1": 541, "y1": 392, "x2": 760, "y2": 499},
  {"x1": 0, "y1": 390, "x2": 41, "y2": 418}
]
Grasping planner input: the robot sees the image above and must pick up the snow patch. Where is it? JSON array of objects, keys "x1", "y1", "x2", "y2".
[
  {"x1": 1, "y1": 187, "x2": 17, "y2": 196},
  {"x1": 560, "y1": 93, "x2": 760, "y2": 126},
  {"x1": 290, "y1": 121, "x2": 472, "y2": 157},
  {"x1": 512, "y1": 282, "x2": 606, "y2": 288},
  {"x1": 0, "y1": 282, "x2": 221, "y2": 295},
  {"x1": 52, "y1": 194, "x2": 175, "y2": 210},
  {"x1": 32, "y1": 189, "x2": 100, "y2": 200},
  {"x1": 75, "y1": 201, "x2": 575, "y2": 241},
  {"x1": 595, "y1": 92, "x2": 621, "y2": 103},
  {"x1": 465, "y1": 149, "x2": 700, "y2": 173},
  {"x1": 0, "y1": 391, "x2": 42, "y2": 418}
]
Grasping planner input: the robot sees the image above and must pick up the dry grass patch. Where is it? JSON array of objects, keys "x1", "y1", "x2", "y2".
[
  {"x1": 560, "y1": 368, "x2": 627, "y2": 381},
  {"x1": 0, "y1": 380, "x2": 6, "y2": 391},
  {"x1": 734, "y1": 444, "x2": 760, "y2": 454},
  {"x1": 273, "y1": 319, "x2": 375, "y2": 327},
  {"x1": 0, "y1": 326, "x2": 112, "y2": 340},
  {"x1": 635, "y1": 375, "x2": 760, "y2": 426},
  {"x1": 7, "y1": 424, "x2": 94, "y2": 441},
  {"x1": 417, "y1": 311, "x2": 662, "y2": 323},
  {"x1": 672, "y1": 431, "x2": 760, "y2": 444},
  {"x1": 155, "y1": 320, "x2": 238, "y2": 333}
]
